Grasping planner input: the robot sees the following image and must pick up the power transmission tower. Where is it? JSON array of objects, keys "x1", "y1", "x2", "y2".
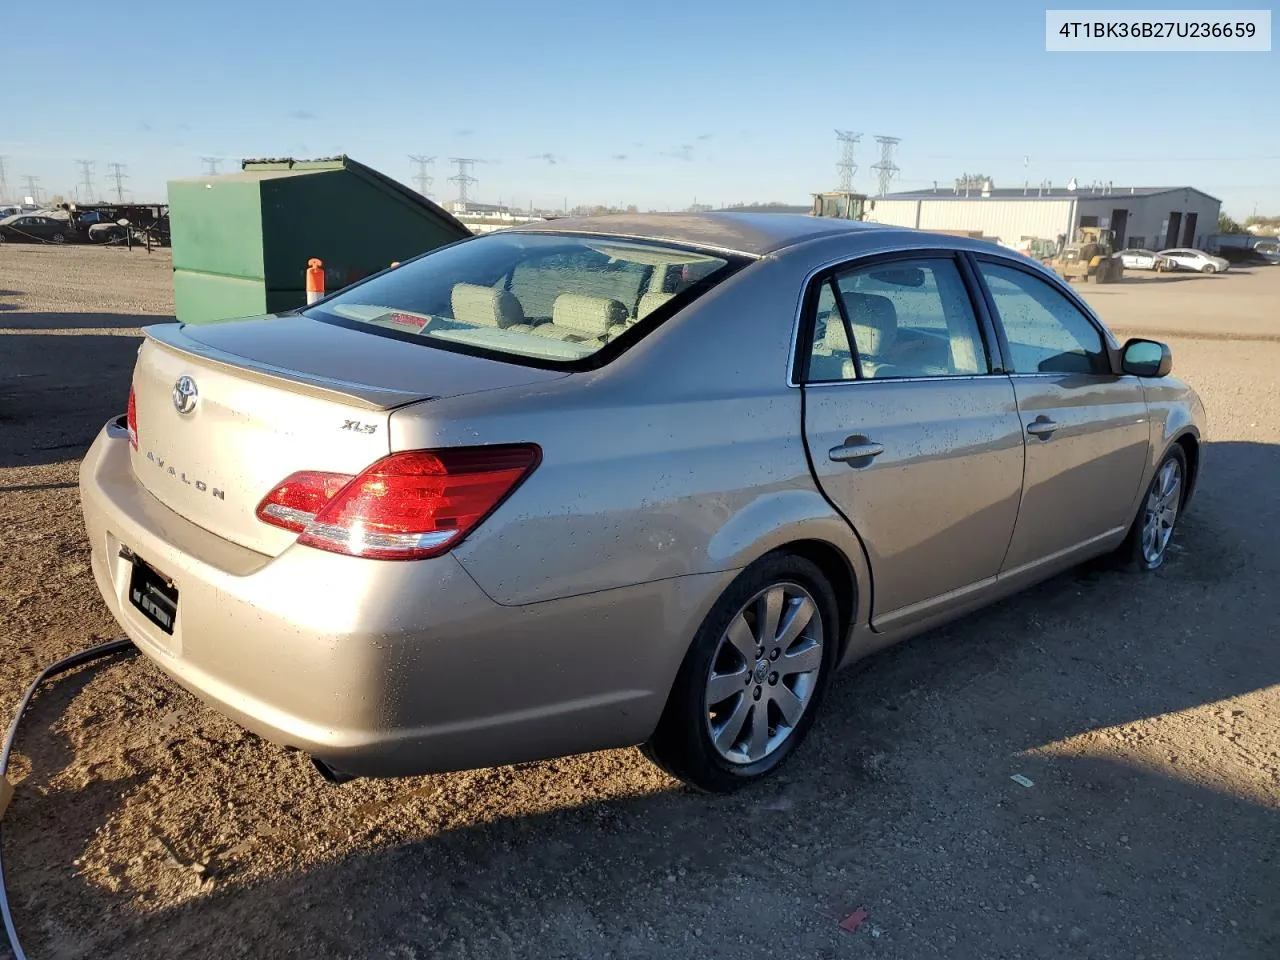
[
  {"x1": 407, "y1": 155, "x2": 435, "y2": 196},
  {"x1": 447, "y1": 157, "x2": 481, "y2": 207},
  {"x1": 76, "y1": 160, "x2": 96, "y2": 202},
  {"x1": 107, "y1": 163, "x2": 128, "y2": 203},
  {"x1": 0, "y1": 156, "x2": 8, "y2": 202},
  {"x1": 21, "y1": 175, "x2": 40, "y2": 204},
  {"x1": 834, "y1": 130, "x2": 861, "y2": 192},
  {"x1": 200, "y1": 157, "x2": 223, "y2": 175},
  {"x1": 871, "y1": 136, "x2": 901, "y2": 197}
]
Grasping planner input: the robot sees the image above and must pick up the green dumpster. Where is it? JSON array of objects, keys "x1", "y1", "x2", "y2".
[{"x1": 167, "y1": 155, "x2": 473, "y2": 325}]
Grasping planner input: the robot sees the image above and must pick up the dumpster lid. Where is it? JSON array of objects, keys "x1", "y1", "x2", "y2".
[{"x1": 173, "y1": 155, "x2": 471, "y2": 240}]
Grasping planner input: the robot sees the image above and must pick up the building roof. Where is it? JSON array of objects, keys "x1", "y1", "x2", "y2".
[
  {"x1": 882, "y1": 185, "x2": 1221, "y2": 203},
  {"x1": 507, "y1": 211, "x2": 889, "y2": 256}
]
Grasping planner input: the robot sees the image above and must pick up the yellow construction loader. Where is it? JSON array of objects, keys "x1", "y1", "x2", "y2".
[
  {"x1": 1052, "y1": 226, "x2": 1125, "y2": 283},
  {"x1": 810, "y1": 191, "x2": 873, "y2": 220}
]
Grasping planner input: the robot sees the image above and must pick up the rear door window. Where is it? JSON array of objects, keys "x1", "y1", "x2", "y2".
[{"x1": 805, "y1": 258, "x2": 990, "y2": 381}]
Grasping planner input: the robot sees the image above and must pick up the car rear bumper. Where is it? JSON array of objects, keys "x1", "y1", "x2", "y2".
[{"x1": 79, "y1": 417, "x2": 729, "y2": 777}]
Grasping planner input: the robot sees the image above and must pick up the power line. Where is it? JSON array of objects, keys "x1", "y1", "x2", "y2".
[
  {"x1": 919, "y1": 154, "x2": 1280, "y2": 164},
  {"x1": 21, "y1": 175, "x2": 39, "y2": 204},
  {"x1": 0, "y1": 156, "x2": 8, "y2": 202},
  {"x1": 835, "y1": 130, "x2": 861, "y2": 192},
  {"x1": 871, "y1": 135, "x2": 901, "y2": 197},
  {"x1": 106, "y1": 163, "x2": 128, "y2": 203},
  {"x1": 448, "y1": 157, "x2": 481, "y2": 206},
  {"x1": 407, "y1": 155, "x2": 435, "y2": 196},
  {"x1": 200, "y1": 157, "x2": 223, "y2": 175},
  {"x1": 75, "y1": 160, "x2": 96, "y2": 202}
]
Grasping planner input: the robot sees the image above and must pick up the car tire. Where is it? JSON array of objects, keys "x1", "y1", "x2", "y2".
[
  {"x1": 643, "y1": 552, "x2": 841, "y2": 793},
  {"x1": 1114, "y1": 444, "x2": 1188, "y2": 573},
  {"x1": 52, "y1": 233, "x2": 66, "y2": 244},
  {"x1": 1201, "y1": 263, "x2": 1215, "y2": 274}
]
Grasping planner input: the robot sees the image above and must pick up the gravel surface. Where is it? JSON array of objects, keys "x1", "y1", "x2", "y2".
[{"x1": 2, "y1": 246, "x2": 1278, "y2": 959}]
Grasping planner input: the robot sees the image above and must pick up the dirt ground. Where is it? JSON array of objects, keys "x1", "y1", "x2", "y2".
[{"x1": 1, "y1": 244, "x2": 1278, "y2": 960}]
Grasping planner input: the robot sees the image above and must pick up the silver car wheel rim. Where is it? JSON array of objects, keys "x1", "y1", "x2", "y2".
[
  {"x1": 1141, "y1": 459, "x2": 1182, "y2": 565},
  {"x1": 704, "y1": 582, "x2": 824, "y2": 766}
]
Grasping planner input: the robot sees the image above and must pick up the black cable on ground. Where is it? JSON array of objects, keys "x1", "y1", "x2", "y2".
[{"x1": 0, "y1": 639, "x2": 135, "y2": 960}]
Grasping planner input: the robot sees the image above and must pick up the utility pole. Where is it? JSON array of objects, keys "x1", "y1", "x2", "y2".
[
  {"x1": 834, "y1": 130, "x2": 861, "y2": 192},
  {"x1": 200, "y1": 157, "x2": 223, "y2": 175},
  {"x1": 76, "y1": 160, "x2": 96, "y2": 202},
  {"x1": 447, "y1": 157, "x2": 480, "y2": 208},
  {"x1": 407, "y1": 155, "x2": 435, "y2": 196},
  {"x1": 21, "y1": 175, "x2": 40, "y2": 205},
  {"x1": 871, "y1": 136, "x2": 901, "y2": 197},
  {"x1": 0, "y1": 156, "x2": 8, "y2": 202},
  {"x1": 107, "y1": 163, "x2": 128, "y2": 203}
]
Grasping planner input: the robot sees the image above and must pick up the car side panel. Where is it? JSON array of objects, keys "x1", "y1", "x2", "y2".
[
  {"x1": 1001, "y1": 374, "x2": 1151, "y2": 570},
  {"x1": 1136, "y1": 375, "x2": 1206, "y2": 509},
  {"x1": 433, "y1": 390, "x2": 819, "y2": 605},
  {"x1": 802, "y1": 378, "x2": 1025, "y2": 627}
]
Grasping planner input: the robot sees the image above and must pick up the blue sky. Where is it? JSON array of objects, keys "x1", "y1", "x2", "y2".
[{"x1": 3, "y1": 0, "x2": 1277, "y2": 215}]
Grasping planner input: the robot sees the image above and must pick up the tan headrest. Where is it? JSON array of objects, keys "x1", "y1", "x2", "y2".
[
  {"x1": 636, "y1": 291, "x2": 674, "y2": 318},
  {"x1": 451, "y1": 283, "x2": 526, "y2": 328},
  {"x1": 842, "y1": 292, "x2": 897, "y2": 356},
  {"x1": 551, "y1": 293, "x2": 628, "y2": 336}
]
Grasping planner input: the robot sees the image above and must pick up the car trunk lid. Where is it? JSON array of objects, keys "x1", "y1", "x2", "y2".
[{"x1": 129, "y1": 316, "x2": 566, "y2": 556}]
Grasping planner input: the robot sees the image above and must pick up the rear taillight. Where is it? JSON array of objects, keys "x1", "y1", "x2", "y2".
[
  {"x1": 255, "y1": 444, "x2": 541, "y2": 561},
  {"x1": 256, "y1": 470, "x2": 356, "y2": 533},
  {"x1": 126, "y1": 386, "x2": 138, "y2": 450}
]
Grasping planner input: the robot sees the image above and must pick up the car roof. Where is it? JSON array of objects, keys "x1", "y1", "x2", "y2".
[{"x1": 506, "y1": 212, "x2": 891, "y2": 257}]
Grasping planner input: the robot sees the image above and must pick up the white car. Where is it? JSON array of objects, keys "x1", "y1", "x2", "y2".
[
  {"x1": 1158, "y1": 248, "x2": 1230, "y2": 274},
  {"x1": 1117, "y1": 248, "x2": 1171, "y2": 271}
]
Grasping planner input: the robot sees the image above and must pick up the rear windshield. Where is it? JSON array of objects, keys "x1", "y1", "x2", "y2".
[{"x1": 305, "y1": 232, "x2": 740, "y2": 368}]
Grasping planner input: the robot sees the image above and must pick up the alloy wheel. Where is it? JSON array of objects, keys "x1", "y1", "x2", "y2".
[
  {"x1": 704, "y1": 582, "x2": 824, "y2": 765},
  {"x1": 1141, "y1": 459, "x2": 1183, "y2": 566}
]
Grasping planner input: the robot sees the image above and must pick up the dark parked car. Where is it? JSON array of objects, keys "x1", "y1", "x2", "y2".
[{"x1": 0, "y1": 214, "x2": 71, "y2": 244}]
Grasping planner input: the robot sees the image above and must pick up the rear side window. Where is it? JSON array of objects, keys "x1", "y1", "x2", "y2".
[
  {"x1": 976, "y1": 262, "x2": 1108, "y2": 375},
  {"x1": 306, "y1": 233, "x2": 739, "y2": 369},
  {"x1": 805, "y1": 258, "x2": 989, "y2": 381}
]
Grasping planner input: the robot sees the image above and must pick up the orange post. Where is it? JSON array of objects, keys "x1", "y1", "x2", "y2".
[{"x1": 306, "y1": 258, "x2": 325, "y2": 304}]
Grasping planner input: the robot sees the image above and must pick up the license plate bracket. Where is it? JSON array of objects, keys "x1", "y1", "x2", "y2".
[{"x1": 128, "y1": 556, "x2": 179, "y2": 635}]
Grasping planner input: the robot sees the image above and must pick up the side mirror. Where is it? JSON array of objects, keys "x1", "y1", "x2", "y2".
[{"x1": 1121, "y1": 338, "x2": 1172, "y2": 377}]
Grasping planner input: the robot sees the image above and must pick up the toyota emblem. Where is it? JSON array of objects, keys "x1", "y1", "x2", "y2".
[{"x1": 172, "y1": 376, "x2": 198, "y2": 415}]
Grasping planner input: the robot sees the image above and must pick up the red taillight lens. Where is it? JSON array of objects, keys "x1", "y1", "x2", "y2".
[
  {"x1": 256, "y1": 444, "x2": 541, "y2": 561},
  {"x1": 256, "y1": 470, "x2": 356, "y2": 532},
  {"x1": 126, "y1": 386, "x2": 138, "y2": 450}
]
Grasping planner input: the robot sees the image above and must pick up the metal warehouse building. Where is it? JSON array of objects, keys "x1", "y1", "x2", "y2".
[{"x1": 866, "y1": 183, "x2": 1221, "y2": 251}]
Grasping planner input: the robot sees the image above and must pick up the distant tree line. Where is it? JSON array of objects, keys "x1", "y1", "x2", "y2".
[{"x1": 1216, "y1": 213, "x2": 1280, "y2": 234}]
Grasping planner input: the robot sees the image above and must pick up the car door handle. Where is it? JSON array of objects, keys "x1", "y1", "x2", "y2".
[
  {"x1": 829, "y1": 439, "x2": 885, "y2": 464},
  {"x1": 1026, "y1": 417, "x2": 1058, "y2": 439}
]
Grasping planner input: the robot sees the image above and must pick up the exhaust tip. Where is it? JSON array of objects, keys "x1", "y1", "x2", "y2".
[{"x1": 311, "y1": 756, "x2": 359, "y2": 785}]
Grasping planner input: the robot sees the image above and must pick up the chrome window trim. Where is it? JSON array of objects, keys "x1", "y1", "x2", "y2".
[
  {"x1": 804, "y1": 371, "x2": 1134, "y2": 390},
  {"x1": 804, "y1": 373, "x2": 995, "y2": 389}
]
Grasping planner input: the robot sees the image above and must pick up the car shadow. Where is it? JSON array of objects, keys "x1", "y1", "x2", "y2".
[
  {"x1": 2, "y1": 441, "x2": 1277, "y2": 958},
  {"x1": 1113, "y1": 273, "x2": 1210, "y2": 285},
  {"x1": 0, "y1": 310, "x2": 163, "y2": 331},
  {"x1": 0, "y1": 313, "x2": 150, "y2": 469}
]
